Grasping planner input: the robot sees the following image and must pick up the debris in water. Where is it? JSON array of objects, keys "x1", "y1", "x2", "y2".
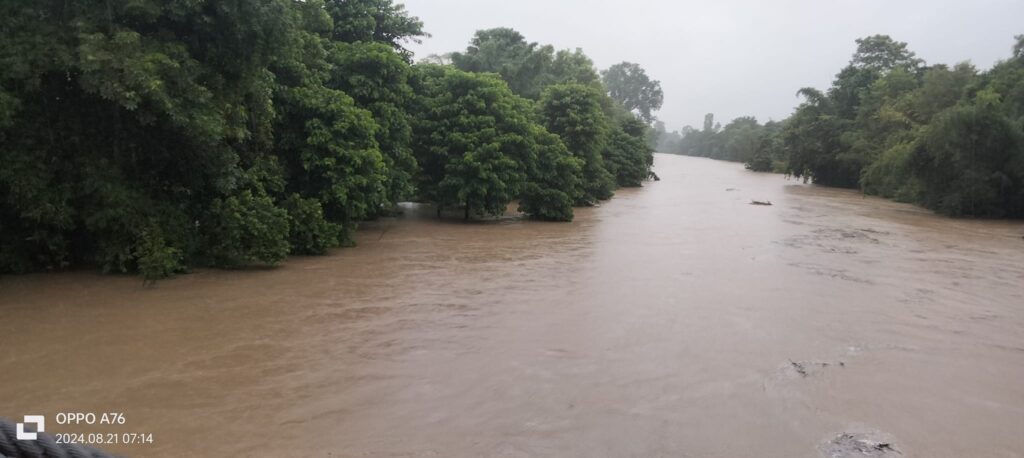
[
  {"x1": 750, "y1": 200, "x2": 773, "y2": 206},
  {"x1": 789, "y1": 359, "x2": 808, "y2": 377},
  {"x1": 725, "y1": 188, "x2": 738, "y2": 191},
  {"x1": 787, "y1": 359, "x2": 845, "y2": 378},
  {"x1": 821, "y1": 432, "x2": 901, "y2": 457}
]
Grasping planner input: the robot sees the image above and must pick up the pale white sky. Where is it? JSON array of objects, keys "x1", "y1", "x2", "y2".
[{"x1": 401, "y1": 0, "x2": 1024, "y2": 131}]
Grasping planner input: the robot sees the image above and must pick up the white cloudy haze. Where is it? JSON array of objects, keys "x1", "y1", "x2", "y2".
[{"x1": 401, "y1": 0, "x2": 1024, "y2": 131}]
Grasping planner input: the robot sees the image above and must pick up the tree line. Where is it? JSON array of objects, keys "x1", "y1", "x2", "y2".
[
  {"x1": 0, "y1": 0, "x2": 661, "y2": 279},
  {"x1": 664, "y1": 35, "x2": 1024, "y2": 219}
]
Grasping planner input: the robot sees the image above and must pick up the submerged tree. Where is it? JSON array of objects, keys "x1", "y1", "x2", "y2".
[
  {"x1": 911, "y1": 102, "x2": 1024, "y2": 217},
  {"x1": 0, "y1": 4, "x2": 656, "y2": 278},
  {"x1": 0, "y1": 0, "x2": 308, "y2": 277},
  {"x1": 539, "y1": 84, "x2": 616, "y2": 203},
  {"x1": 328, "y1": 41, "x2": 418, "y2": 206},
  {"x1": 0, "y1": 0, "x2": 421, "y2": 277},
  {"x1": 410, "y1": 66, "x2": 581, "y2": 220},
  {"x1": 518, "y1": 126, "x2": 585, "y2": 221}
]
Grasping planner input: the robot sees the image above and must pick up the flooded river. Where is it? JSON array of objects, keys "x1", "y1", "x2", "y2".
[{"x1": 2, "y1": 154, "x2": 1023, "y2": 457}]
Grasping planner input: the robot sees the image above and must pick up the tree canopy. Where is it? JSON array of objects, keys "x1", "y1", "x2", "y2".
[
  {"x1": 601, "y1": 62, "x2": 665, "y2": 124},
  {"x1": 0, "y1": 5, "x2": 656, "y2": 278},
  {"x1": 666, "y1": 34, "x2": 1024, "y2": 218}
]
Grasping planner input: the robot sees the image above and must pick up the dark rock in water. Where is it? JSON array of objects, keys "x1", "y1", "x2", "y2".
[
  {"x1": 750, "y1": 200, "x2": 773, "y2": 206},
  {"x1": 821, "y1": 432, "x2": 901, "y2": 457}
]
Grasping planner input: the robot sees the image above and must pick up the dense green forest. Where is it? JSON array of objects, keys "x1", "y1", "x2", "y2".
[
  {"x1": 0, "y1": 0, "x2": 659, "y2": 279},
  {"x1": 665, "y1": 35, "x2": 1024, "y2": 218}
]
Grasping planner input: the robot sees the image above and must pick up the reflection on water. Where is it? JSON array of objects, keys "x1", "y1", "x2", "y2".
[{"x1": 2, "y1": 154, "x2": 1023, "y2": 457}]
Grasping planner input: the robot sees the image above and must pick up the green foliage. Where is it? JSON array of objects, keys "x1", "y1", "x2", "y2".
[
  {"x1": 601, "y1": 62, "x2": 664, "y2": 123},
  {"x1": 763, "y1": 35, "x2": 926, "y2": 186},
  {"x1": 0, "y1": 0, "x2": 298, "y2": 277},
  {"x1": 283, "y1": 194, "x2": 341, "y2": 255},
  {"x1": 861, "y1": 141, "x2": 919, "y2": 202},
  {"x1": 448, "y1": 27, "x2": 653, "y2": 209},
  {"x1": 678, "y1": 115, "x2": 778, "y2": 170},
  {"x1": 783, "y1": 97, "x2": 858, "y2": 186},
  {"x1": 134, "y1": 229, "x2": 185, "y2": 281},
  {"x1": 0, "y1": 145, "x2": 75, "y2": 273},
  {"x1": 550, "y1": 49, "x2": 602, "y2": 87},
  {"x1": 450, "y1": 28, "x2": 605, "y2": 100},
  {"x1": 911, "y1": 63, "x2": 977, "y2": 123},
  {"x1": 325, "y1": 0, "x2": 426, "y2": 60},
  {"x1": 539, "y1": 84, "x2": 616, "y2": 203},
  {"x1": 204, "y1": 190, "x2": 291, "y2": 267},
  {"x1": 690, "y1": 34, "x2": 1024, "y2": 220},
  {"x1": 911, "y1": 103, "x2": 1024, "y2": 217},
  {"x1": 597, "y1": 79, "x2": 656, "y2": 183},
  {"x1": 451, "y1": 28, "x2": 555, "y2": 99},
  {"x1": 410, "y1": 65, "x2": 592, "y2": 221},
  {"x1": 80, "y1": 171, "x2": 193, "y2": 277},
  {"x1": 274, "y1": 84, "x2": 387, "y2": 243},
  {"x1": 519, "y1": 127, "x2": 584, "y2": 221},
  {"x1": 850, "y1": 35, "x2": 924, "y2": 73},
  {"x1": 603, "y1": 124, "x2": 653, "y2": 187},
  {"x1": 410, "y1": 66, "x2": 530, "y2": 218},
  {"x1": 328, "y1": 41, "x2": 417, "y2": 205},
  {"x1": 0, "y1": 5, "x2": 655, "y2": 277},
  {"x1": 719, "y1": 117, "x2": 761, "y2": 163},
  {"x1": 744, "y1": 121, "x2": 785, "y2": 172}
]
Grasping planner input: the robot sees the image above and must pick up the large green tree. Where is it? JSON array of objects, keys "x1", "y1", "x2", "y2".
[
  {"x1": 0, "y1": 0, "x2": 427, "y2": 278},
  {"x1": 327, "y1": 41, "x2": 418, "y2": 206},
  {"x1": 781, "y1": 36, "x2": 923, "y2": 187},
  {"x1": 0, "y1": 0, "x2": 303, "y2": 277},
  {"x1": 539, "y1": 84, "x2": 616, "y2": 203},
  {"x1": 450, "y1": 28, "x2": 555, "y2": 99},
  {"x1": 324, "y1": 0, "x2": 426, "y2": 60},
  {"x1": 410, "y1": 66, "x2": 581, "y2": 220},
  {"x1": 601, "y1": 62, "x2": 664, "y2": 124},
  {"x1": 911, "y1": 102, "x2": 1024, "y2": 217},
  {"x1": 518, "y1": 126, "x2": 584, "y2": 221}
]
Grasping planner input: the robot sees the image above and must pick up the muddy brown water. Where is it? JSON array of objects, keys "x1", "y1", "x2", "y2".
[{"x1": 2, "y1": 154, "x2": 1024, "y2": 457}]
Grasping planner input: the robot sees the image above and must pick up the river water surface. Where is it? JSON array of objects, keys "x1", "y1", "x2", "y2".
[{"x1": 2, "y1": 154, "x2": 1024, "y2": 457}]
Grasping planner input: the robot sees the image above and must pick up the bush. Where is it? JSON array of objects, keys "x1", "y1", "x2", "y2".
[
  {"x1": 204, "y1": 190, "x2": 290, "y2": 267},
  {"x1": 861, "y1": 141, "x2": 919, "y2": 202},
  {"x1": 519, "y1": 184, "x2": 575, "y2": 222},
  {"x1": 604, "y1": 128, "x2": 652, "y2": 187},
  {"x1": 283, "y1": 194, "x2": 340, "y2": 255},
  {"x1": 134, "y1": 229, "x2": 184, "y2": 281},
  {"x1": 518, "y1": 127, "x2": 582, "y2": 221}
]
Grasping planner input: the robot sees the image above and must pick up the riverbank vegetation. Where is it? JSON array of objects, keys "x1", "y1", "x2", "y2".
[
  {"x1": 665, "y1": 35, "x2": 1024, "y2": 218},
  {"x1": 0, "y1": 0, "x2": 657, "y2": 279}
]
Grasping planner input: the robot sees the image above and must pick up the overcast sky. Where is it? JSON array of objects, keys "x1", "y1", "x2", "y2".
[{"x1": 400, "y1": 0, "x2": 1024, "y2": 131}]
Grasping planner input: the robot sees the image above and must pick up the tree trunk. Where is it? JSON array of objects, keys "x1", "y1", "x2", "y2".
[{"x1": 464, "y1": 202, "x2": 470, "y2": 221}]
